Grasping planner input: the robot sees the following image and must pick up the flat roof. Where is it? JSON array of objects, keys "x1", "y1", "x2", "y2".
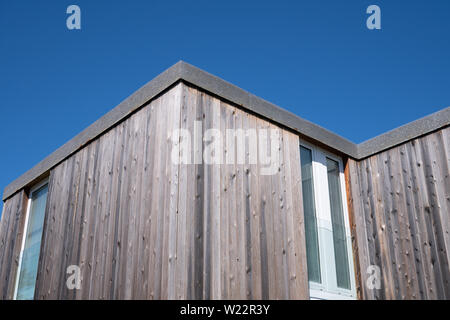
[{"x1": 3, "y1": 61, "x2": 449, "y2": 201}]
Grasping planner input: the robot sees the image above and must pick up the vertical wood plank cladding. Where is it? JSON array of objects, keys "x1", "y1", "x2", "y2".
[
  {"x1": 351, "y1": 158, "x2": 377, "y2": 300},
  {"x1": 201, "y1": 92, "x2": 212, "y2": 300},
  {"x1": 248, "y1": 113, "x2": 262, "y2": 299},
  {"x1": 348, "y1": 127, "x2": 450, "y2": 300},
  {"x1": 0, "y1": 190, "x2": 27, "y2": 299},
  {"x1": 141, "y1": 95, "x2": 157, "y2": 299},
  {"x1": 148, "y1": 96, "x2": 165, "y2": 299},
  {"x1": 175, "y1": 84, "x2": 191, "y2": 299},
  {"x1": 219, "y1": 99, "x2": 230, "y2": 299},
  {"x1": 33, "y1": 84, "x2": 185, "y2": 299},
  {"x1": 210, "y1": 96, "x2": 222, "y2": 299},
  {"x1": 286, "y1": 128, "x2": 309, "y2": 299},
  {"x1": 27, "y1": 82, "x2": 311, "y2": 300},
  {"x1": 344, "y1": 160, "x2": 363, "y2": 300}
]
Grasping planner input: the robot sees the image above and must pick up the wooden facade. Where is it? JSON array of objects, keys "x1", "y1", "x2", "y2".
[
  {"x1": 0, "y1": 83, "x2": 309, "y2": 299},
  {"x1": 347, "y1": 127, "x2": 450, "y2": 300},
  {"x1": 0, "y1": 62, "x2": 449, "y2": 299},
  {"x1": 0, "y1": 191, "x2": 27, "y2": 299}
]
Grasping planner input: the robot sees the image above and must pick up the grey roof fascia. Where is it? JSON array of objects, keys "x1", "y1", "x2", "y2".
[
  {"x1": 178, "y1": 62, "x2": 358, "y2": 157},
  {"x1": 357, "y1": 106, "x2": 450, "y2": 159},
  {"x1": 2, "y1": 61, "x2": 185, "y2": 201},
  {"x1": 2, "y1": 61, "x2": 450, "y2": 201}
]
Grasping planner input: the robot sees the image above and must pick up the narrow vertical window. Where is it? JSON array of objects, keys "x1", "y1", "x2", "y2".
[
  {"x1": 300, "y1": 146, "x2": 321, "y2": 283},
  {"x1": 14, "y1": 182, "x2": 48, "y2": 300},
  {"x1": 326, "y1": 158, "x2": 351, "y2": 290},
  {"x1": 300, "y1": 142, "x2": 356, "y2": 299}
]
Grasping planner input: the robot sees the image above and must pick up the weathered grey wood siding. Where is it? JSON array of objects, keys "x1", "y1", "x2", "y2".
[
  {"x1": 0, "y1": 190, "x2": 28, "y2": 299},
  {"x1": 25, "y1": 82, "x2": 309, "y2": 299},
  {"x1": 347, "y1": 127, "x2": 450, "y2": 299}
]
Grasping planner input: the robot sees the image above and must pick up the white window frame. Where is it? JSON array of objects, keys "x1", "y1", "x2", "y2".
[
  {"x1": 13, "y1": 178, "x2": 49, "y2": 300},
  {"x1": 300, "y1": 140, "x2": 356, "y2": 300}
]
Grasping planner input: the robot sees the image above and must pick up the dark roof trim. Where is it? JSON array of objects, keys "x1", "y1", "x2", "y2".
[
  {"x1": 180, "y1": 62, "x2": 358, "y2": 156},
  {"x1": 3, "y1": 61, "x2": 450, "y2": 200},
  {"x1": 2, "y1": 62, "x2": 184, "y2": 201},
  {"x1": 357, "y1": 107, "x2": 450, "y2": 159}
]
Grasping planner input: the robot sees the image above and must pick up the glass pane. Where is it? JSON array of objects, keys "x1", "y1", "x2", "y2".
[
  {"x1": 326, "y1": 158, "x2": 351, "y2": 290},
  {"x1": 300, "y1": 146, "x2": 321, "y2": 283},
  {"x1": 16, "y1": 184, "x2": 48, "y2": 300}
]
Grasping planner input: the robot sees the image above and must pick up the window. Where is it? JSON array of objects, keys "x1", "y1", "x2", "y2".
[
  {"x1": 14, "y1": 180, "x2": 49, "y2": 300},
  {"x1": 300, "y1": 142, "x2": 356, "y2": 300},
  {"x1": 300, "y1": 146, "x2": 321, "y2": 283}
]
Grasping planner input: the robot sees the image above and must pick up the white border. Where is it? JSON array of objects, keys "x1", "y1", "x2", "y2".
[{"x1": 13, "y1": 179, "x2": 49, "y2": 300}]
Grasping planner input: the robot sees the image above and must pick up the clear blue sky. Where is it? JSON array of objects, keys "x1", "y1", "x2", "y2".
[{"x1": 1, "y1": 0, "x2": 450, "y2": 215}]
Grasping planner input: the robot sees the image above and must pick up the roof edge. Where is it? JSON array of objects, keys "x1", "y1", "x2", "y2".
[
  {"x1": 3, "y1": 61, "x2": 449, "y2": 201},
  {"x1": 178, "y1": 61, "x2": 358, "y2": 157},
  {"x1": 2, "y1": 61, "x2": 185, "y2": 201},
  {"x1": 356, "y1": 106, "x2": 450, "y2": 159}
]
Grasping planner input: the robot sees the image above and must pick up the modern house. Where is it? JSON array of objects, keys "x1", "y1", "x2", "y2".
[{"x1": 0, "y1": 61, "x2": 448, "y2": 300}]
